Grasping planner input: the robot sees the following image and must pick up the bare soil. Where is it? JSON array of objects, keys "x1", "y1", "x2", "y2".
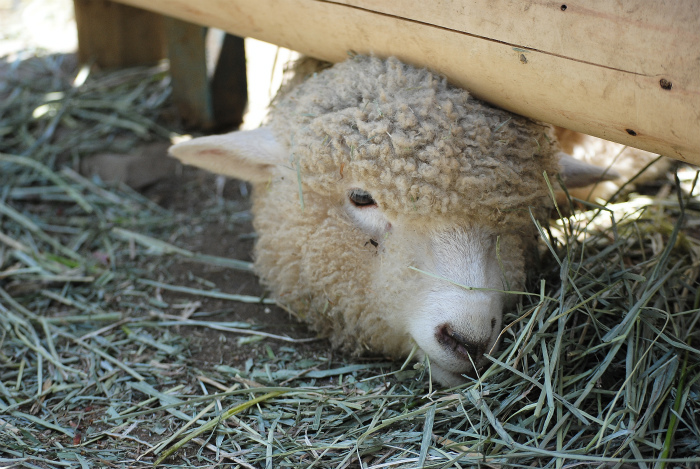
[{"x1": 140, "y1": 167, "x2": 331, "y2": 370}]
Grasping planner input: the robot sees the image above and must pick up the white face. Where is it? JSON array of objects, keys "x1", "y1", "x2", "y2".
[{"x1": 344, "y1": 186, "x2": 506, "y2": 386}]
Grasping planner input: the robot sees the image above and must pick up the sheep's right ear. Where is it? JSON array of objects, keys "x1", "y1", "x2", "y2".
[{"x1": 168, "y1": 127, "x2": 287, "y2": 183}]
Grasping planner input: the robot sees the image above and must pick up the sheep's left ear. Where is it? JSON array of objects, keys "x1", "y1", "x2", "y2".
[
  {"x1": 168, "y1": 127, "x2": 287, "y2": 183},
  {"x1": 557, "y1": 152, "x2": 620, "y2": 189}
]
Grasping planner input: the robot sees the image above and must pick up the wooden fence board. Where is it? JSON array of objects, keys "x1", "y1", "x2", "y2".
[{"x1": 109, "y1": 0, "x2": 700, "y2": 163}]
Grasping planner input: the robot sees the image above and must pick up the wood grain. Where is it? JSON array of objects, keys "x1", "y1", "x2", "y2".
[
  {"x1": 111, "y1": 0, "x2": 700, "y2": 163},
  {"x1": 74, "y1": 0, "x2": 165, "y2": 67}
]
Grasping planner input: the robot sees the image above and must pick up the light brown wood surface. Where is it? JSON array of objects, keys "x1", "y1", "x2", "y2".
[
  {"x1": 74, "y1": 0, "x2": 165, "y2": 67},
  {"x1": 112, "y1": 0, "x2": 700, "y2": 164}
]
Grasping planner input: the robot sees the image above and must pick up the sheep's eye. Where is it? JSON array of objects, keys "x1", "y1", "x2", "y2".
[{"x1": 348, "y1": 189, "x2": 376, "y2": 207}]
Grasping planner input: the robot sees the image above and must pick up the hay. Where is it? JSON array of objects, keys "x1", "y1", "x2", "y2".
[{"x1": 1, "y1": 50, "x2": 699, "y2": 468}]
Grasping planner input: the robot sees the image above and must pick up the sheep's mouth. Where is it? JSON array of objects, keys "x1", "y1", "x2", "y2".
[
  {"x1": 436, "y1": 324, "x2": 489, "y2": 361},
  {"x1": 429, "y1": 361, "x2": 476, "y2": 387},
  {"x1": 422, "y1": 349, "x2": 483, "y2": 386},
  {"x1": 414, "y1": 344, "x2": 489, "y2": 386}
]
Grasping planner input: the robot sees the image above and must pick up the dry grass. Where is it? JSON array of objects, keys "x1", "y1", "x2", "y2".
[{"x1": 0, "y1": 51, "x2": 699, "y2": 469}]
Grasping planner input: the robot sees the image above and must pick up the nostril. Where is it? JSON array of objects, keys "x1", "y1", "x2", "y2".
[
  {"x1": 491, "y1": 318, "x2": 497, "y2": 330},
  {"x1": 436, "y1": 324, "x2": 488, "y2": 360}
]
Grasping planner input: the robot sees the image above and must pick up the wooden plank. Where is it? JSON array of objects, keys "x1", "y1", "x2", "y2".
[
  {"x1": 162, "y1": 17, "x2": 213, "y2": 129},
  {"x1": 73, "y1": 0, "x2": 165, "y2": 68},
  {"x1": 332, "y1": 1, "x2": 696, "y2": 78},
  {"x1": 111, "y1": 0, "x2": 700, "y2": 164}
]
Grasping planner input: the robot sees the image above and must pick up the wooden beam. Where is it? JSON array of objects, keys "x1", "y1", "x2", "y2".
[{"x1": 110, "y1": 0, "x2": 700, "y2": 165}]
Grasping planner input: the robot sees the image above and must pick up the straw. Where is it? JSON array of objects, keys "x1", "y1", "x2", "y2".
[{"x1": 1, "y1": 49, "x2": 698, "y2": 468}]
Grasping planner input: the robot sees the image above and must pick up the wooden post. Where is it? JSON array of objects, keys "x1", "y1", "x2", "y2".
[
  {"x1": 163, "y1": 17, "x2": 213, "y2": 129},
  {"x1": 73, "y1": 0, "x2": 165, "y2": 68},
  {"x1": 163, "y1": 24, "x2": 248, "y2": 129},
  {"x1": 74, "y1": 0, "x2": 248, "y2": 130}
]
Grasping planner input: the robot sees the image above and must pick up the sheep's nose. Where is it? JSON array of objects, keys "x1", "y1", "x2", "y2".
[{"x1": 436, "y1": 324, "x2": 489, "y2": 361}]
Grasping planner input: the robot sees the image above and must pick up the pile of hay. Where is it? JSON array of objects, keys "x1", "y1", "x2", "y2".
[{"x1": 1, "y1": 51, "x2": 699, "y2": 468}]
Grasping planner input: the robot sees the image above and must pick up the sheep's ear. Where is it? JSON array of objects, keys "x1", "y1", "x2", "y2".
[
  {"x1": 557, "y1": 151, "x2": 620, "y2": 189},
  {"x1": 168, "y1": 127, "x2": 287, "y2": 183}
]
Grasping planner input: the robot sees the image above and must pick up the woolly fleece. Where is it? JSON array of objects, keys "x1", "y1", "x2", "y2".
[
  {"x1": 249, "y1": 56, "x2": 561, "y2": 356},
  {"x1": 269, "y1": 56, "x2": 559, "y2": 230}
]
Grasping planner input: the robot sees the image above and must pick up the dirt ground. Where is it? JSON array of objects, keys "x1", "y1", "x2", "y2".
[{"x1": 141, "y1": 168, "x2": 332, "y2": 369}]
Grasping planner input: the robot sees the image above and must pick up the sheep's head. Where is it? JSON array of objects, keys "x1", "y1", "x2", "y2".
[{"x1": 170, "y1": 56, "x2": 609, "y2": 386}]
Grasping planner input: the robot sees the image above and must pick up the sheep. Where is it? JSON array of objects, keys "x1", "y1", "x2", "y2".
[{"x1": 169, "y1": 55, "x2": 624, "y2": 386}]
